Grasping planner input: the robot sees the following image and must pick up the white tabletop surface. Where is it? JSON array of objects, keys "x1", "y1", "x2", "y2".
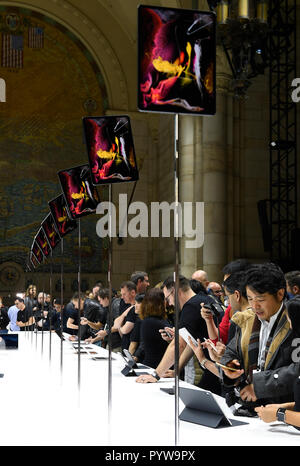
[{"x1": 0, "y1": 331, "x2": 299, "y2": 446}]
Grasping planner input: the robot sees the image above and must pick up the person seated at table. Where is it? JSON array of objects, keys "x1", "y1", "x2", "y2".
[
  {"x1": 15, "y1": 297, "x2": 35, "y2": 331},
  {"x1": 255, "y1": 297, "x2": 300, "y2": 430},
  {"x1": 34, "y1": 292, "x2": 50, "y2": 329},
  {"x1": 219, "y1": 263, "x2": 299, "y2": 416},
  {"x1": 187, "y1": 270, "x2": 253, "y2": 380},
  {"x1": 80, "y1": 292, "x2": 106, "y2": 340},
  {"x1": 52, "y1": 298, "x2": 66, "y2": 332},
  {"x1": 35, "y1": 293, "x2": 57, "y2": 331},
  {"x1": 0, "y1": 296, "x2": 9, "y2": 334},
  {"x1": 66, "y1": 292, "x2": 84, "y2": 336},
  {"x1": 84, "y1": 289, "x2": 122, "y2": 352},
  {"x1": 137, "y1": 288, "x2": 171, "y2": 369},
  {"x1": 8, "y1": 298, "x2": 21, "y2": 332},
  {"x1": 201, "y1": 260, "x2": 253, "y2": 346},
  {"x1": 128, "y1": 293, "x2": 145, "y2": 361},
  {"x1": 136, "y1": 275, "x2": 221, "y2": 395},
  {"x1": 113, "y1": 281, "x2": 137, "y2": 350}
]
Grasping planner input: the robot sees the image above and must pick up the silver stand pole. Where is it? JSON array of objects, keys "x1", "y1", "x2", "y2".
[
  {"x1": 60, "y1": 239, "x2": 64, "y2": 375},
  {"x1": 77, "y1": 219, "x2": 82, "y2": 392},
  {"x1": 41, "y1": 277, "x2": 45, "y2": 356},
  {"x1": 49, "y1": 250, "x2": 53, "y2": 363},
  {"x1": 174, "y1": 113, "x2": 180, "y2": 446},
  {"x1": 107, "y1": 184, "x2": 113, "y2": 444}
]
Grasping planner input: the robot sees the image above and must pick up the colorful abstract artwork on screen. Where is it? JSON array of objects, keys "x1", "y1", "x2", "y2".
[
  {"x1": 83, "y1": 116, "x2": 139, "y2": 185},
  {"x1": 30, "y1": 251, "x2": 39, "y2": 269},
  {"x1": 41, "y1": 213, "x2": 61, "y2": 249},
  {"x1": 31, "y1": 240, "x2": 44, "y2": 264},
  {"x1": 35, "y1": 227, "x2": 51, "y2": 258},
  {"x1": 138, "y1": 5, "x2": 216, "y2": 115},
  {"x1": 48, "y1": 194, "x2": 77, "y2": 238},
  {"x1": 58, "y1": 164, "x2": 100, "y2": 219}
]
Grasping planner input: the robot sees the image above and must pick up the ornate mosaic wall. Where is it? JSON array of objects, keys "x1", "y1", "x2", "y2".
[{"x1": 0, "y1": 6, "x2": 109, "y2": 277}]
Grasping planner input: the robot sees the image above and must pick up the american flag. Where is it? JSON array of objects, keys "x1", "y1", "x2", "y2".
[
  {"x1": 28, "y1": 27, "x2": 44, "y2": 49},
  {"x1": 1, "y1": 33, "x2": 23, "y2": 68}
]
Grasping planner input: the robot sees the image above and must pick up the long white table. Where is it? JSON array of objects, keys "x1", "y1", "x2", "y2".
[{"x1": 0, "y1": 332, "x2": 299, "y2": 446}]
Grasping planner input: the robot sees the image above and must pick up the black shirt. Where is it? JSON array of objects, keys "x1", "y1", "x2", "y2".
[
  {"x1": 179, "y1": 293, "x2": 223, "y2": 397},
  {"x1": 119, "y1": 299, "x2": 131, "y2": 314},
  {"x1": 130, "y1": 315, "x2": 141, "y2": 343},
  {"x1": 121, "y1": 306, "x2": 137, "y2": 350},
  {"x1": 104, "y1": 297, "x2": 122, "y2": 349},
  {"x1": 81, "y1": 298, "x2": 104, "y2": 339},
  {"x1": 178, "y1": 293, "x2": 211, "y2": 341},
  {"x1": 25, "y1": 296, "x2": 38, "y2": 314},
  {"x1": 140, "y1": 316, "x2": 170, "y2": 369},
  {"x1": 84, "y1": 298, "x2": 105, "y2": 324},
  {"x1": 36, "y1": 306, "x2": 57, "y2": 331},
  {"x1": 17, "y1": 307, "x2": 34, "y2": 331},
  {"x1": 0, "y1": 306, "x2": 9, "y2": 330},
  {"x1": 66, "y1": 304, "x2": 81, "y2": 336}
]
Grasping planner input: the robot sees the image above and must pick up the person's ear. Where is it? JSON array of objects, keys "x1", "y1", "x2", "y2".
[
  {"x1": 277, "y1": 288, "x2": 285, "y2": 301},
  {"x1": 234, "y1": 290, "x2": 241, "y2": 302}
]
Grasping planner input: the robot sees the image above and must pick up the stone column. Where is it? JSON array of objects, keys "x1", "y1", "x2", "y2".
[
  {"x1": 178, "y1": 46, "x2": 233, "y2": 283},
  {"x1": 178, "y1": 115, "x2": 198, "y2": 279},
  {"x1": 201, "y1": 47, "x2": 232, "y2": 282}
]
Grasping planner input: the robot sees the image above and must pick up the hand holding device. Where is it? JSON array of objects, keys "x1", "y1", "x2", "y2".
[
  {"x1": 159, "y1": 327, "x2": 174, "y2": 341},
  {"x1": 200, "y1": 303, "x2": 214, "y2": 321},
  {"x1": 217, "y1": 359, "x2": 244, "y2": 379},
  {"x1": 179, "y1": 327, "x2": 198, "y2": 347}
]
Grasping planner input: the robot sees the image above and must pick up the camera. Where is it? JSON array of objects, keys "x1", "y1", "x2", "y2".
[
  {"x1": 224, "y1": 380, "x2": 259, "y2": 417},
  {"x1": 203, "y1": 302, "x2": 220, "y2": 317}
]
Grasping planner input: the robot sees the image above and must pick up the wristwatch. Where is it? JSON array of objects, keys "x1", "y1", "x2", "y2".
[
  {"x1": 276, "y1": 408, "x2": 287, "y2": 423},
  {"x1": 151, "y1": 371, "x2": 160, "y2": 381},
  {"x1": 200, "y1": 358, "x2": 208, "y2": 370}
]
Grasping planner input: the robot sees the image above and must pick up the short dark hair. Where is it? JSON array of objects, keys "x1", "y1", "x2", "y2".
[
  {"x1": 15, "y1": 297, "x2": 24, "y2": 304},
  {"x1": 222, "y1": 259, "x2": 251, "y2": 276},
  {"x1": 285, "y1": 271, "x2": 300, "y2": 289},
  {"x1": 93, "y1": 281, "x2": 104, "y2": 289},
  {"x1": 190, "y1": 279, "x2": 207, "y2": 295},
  {"x1": 223, "y1": 271, "x2": 248, "y2": 299},
  {"x1": 53, "y1": 298, "x2": 62, "y2": 305},
  {"x1": 98, "y1": 288, "x2": 109, "y2": 300},
  {"x1": 162, "y1": 275, "x2": 191, "y2": 293},
  {"x1": 130, "y1": 271, "x2": 147, "y2": 285},
  {"x1": 71, "y1": 292, "x2": 82, "y2": 301},
  {"x1": 120, "y1": 281, "x2": 137, "y2": 292},
  {"x1": 135, "y1": 293, "x2": 145, "y2": 303},
  {"x1": 245, "y1": 263, "x2": 286, "y2": 295}
]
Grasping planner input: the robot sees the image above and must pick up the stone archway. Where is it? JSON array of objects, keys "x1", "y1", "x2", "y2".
[{"x1": 0, "y1": 5, "x2": 113, "y2": 293}]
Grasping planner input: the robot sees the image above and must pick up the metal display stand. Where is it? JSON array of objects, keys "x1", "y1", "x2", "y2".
[
  {"x1": 107, "y1": 184, "x2": 113, "y2": 442},
  {"x1": 77, "y1": 218, "x2": 82, "y2": 391},
  {"x1": 173, "y1": 114, "x2": 180, "y2": 446},
  {"x1": 49, "y1": 250, "x2": 53, "y2": 362},
  {"x1": 60, "y1": 238, "x2": 64, "y2": 375}
]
